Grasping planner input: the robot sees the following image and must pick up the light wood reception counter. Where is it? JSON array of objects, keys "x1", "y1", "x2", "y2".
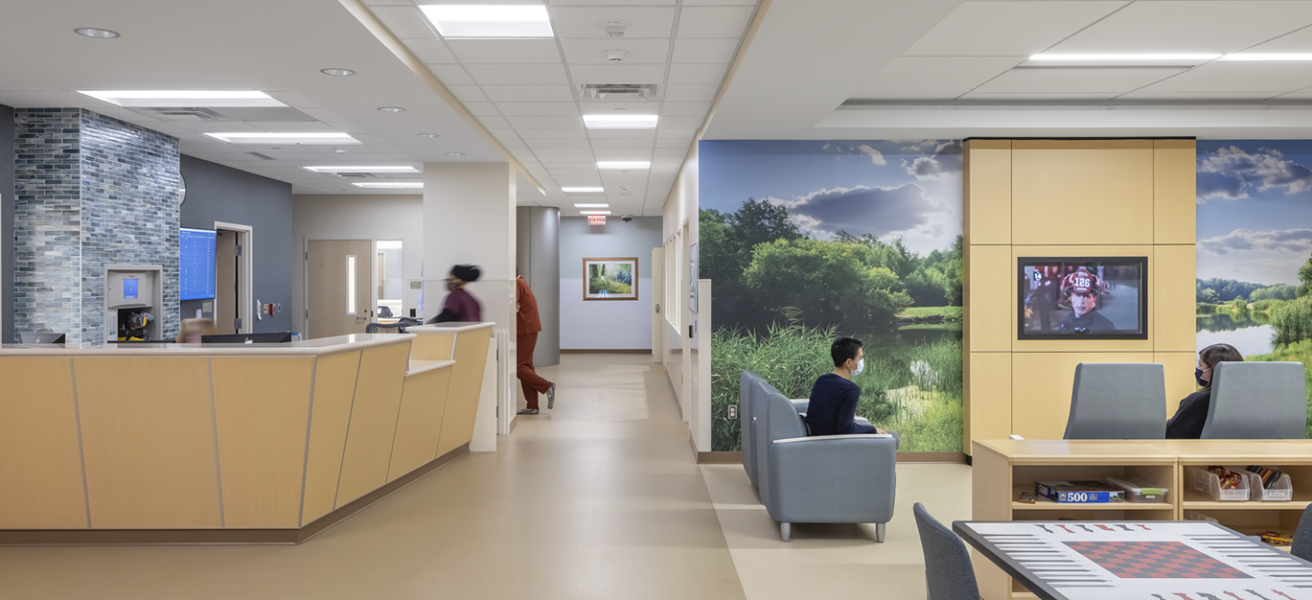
[{"x1": 0, "y1": 323, "x2": 494, "y2": 544}]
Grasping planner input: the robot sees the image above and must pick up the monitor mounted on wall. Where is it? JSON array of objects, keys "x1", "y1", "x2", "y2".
[{"x1": 1017, "y1": 257, "x2": 1148, "y2": 340}]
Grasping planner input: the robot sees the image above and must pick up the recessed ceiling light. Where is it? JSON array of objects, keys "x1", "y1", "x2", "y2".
[
  {"x1": 1219, "y1": 53, "x2": 1312, "y2": 61},
  {"x1": 1029, "y1": 53, "x2": 1220, "y2": 62},
  {"x1": 303, "y1": 166, "x2": 420, "y2": 174},
  {"x1": 446, "y1": 152, "x2": 466, "y2": 156},
  {"x1": 320, "y1": 68, "x2": 356, "y2": 77},
  {"x1": 352, "y1": 182, "x2": 424, "y2": 189},
  {"x1": 202, "y1": 132, "x2": 362, "y2": 145},
  {"x1": 583, "y1": 114, "x2": 658, "y2": 129},
  {"x1": 574, "y1": 203, "x2": 609, "y2": 208},
  {"x1": 419, "y1": 5, "x2": 554, "y2": 38},
  {"x1": 377, "y1": 106, "x2": 406, "y2": 113},
  {"x1": 562, "y1": 186, "x2": 605, "y2": 193},
  {"x1": 76, "y1": 90, "x2": 286, "y2": 108},
  {"x1": 74, "y1": 27, "x2": 120, "y2": 39},
  {"x1": 417, "y1": 132, "x2": 441, "y2": 138},
  {"x1": 580, "y1": 210, "x2": 611, "y2": 215},
  {"x1": 597, "y1": 161, "x2": 650, "y2": 170}
]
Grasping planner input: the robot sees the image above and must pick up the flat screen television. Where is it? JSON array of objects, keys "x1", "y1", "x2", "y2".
[
  {"x1": 1018, "y1": 257, "x2": 1148, "y2": 340},
  {"x1": 179, "y1": 227, "x2": 217, "y2": 301}
]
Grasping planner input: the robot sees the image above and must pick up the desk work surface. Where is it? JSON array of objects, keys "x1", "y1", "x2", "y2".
[
  {"x1": 955, "y1": 521, "x2": 1312, "y2": 600},
  {"x1": 0, "y1": 333, "x2": 412, "y2": 356}
]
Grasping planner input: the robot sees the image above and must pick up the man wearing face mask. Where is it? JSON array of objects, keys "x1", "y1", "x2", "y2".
[{"x1": 804, "y1": 337, "x2": 891, "y2": 436}]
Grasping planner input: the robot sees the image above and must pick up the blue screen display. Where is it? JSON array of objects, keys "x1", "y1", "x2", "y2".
[
  {"x1": 123, "y1": 278, "x2": 138, "y2": 300},
  {"x1": 180, "y1": 228, "x2": 217, "y2": 301}
]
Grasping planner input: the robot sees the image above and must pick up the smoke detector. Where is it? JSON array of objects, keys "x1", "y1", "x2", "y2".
[
  {"x1": 596, "y1": 19, "x2": 628, "y2": 38},
  {"x1": 602, "y1": 49, "x2": 629, "y2": 62}
]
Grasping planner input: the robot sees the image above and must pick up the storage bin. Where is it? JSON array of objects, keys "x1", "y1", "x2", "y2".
[
  {"x1": 1106, "y1": 476, "x2": 1169, "y2": 503},
  {"x1": 1188, "y1": 466, "x2": 1250, "y2": 502},
  {"x1": 1242, "y1": 469, "x2": 1293, "y2": 502},
  {"x1": 1183, "y1": 510, "x2": 1218, "y2": 524}
]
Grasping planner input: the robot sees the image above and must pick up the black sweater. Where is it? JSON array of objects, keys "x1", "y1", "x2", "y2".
[
  {"x1": 804, "y1": 374, "x2": 878, "y2": 436},
  {"x1": 1166, "y1": 390, "x2": 1210, "y2": 439}
]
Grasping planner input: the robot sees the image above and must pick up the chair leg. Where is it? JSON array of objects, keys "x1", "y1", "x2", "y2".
[
  {"x1": 876, "y1": 522, "x2": 886, "y2": 543},
  {"x1": 780, "y1": 522, "x2": 791, "y2": 542}
]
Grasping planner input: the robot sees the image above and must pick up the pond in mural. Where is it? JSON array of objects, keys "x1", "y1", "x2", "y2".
[{"x1": 1196, "y1": 309, "x2": 1277, "y2": 359}]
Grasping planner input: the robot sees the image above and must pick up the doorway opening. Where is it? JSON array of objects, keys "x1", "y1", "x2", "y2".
[{"x1": 213, "y1": 222, "x2": 253, "y2": 334}]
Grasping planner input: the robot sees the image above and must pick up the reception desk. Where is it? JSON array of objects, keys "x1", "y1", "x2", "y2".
[{"x1": 0, "y1": 323, "x2": 493, "y2": 544}]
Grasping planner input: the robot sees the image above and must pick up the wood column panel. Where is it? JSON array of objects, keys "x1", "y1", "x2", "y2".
[
  {"x1": 1154, "y1": 139, "x2": 1197, "y2": 245},
  {"x1": 411, "y1": 333, "x2": 456, "y2": 361},
  {"x1": 0, "y1": 358, "x2": 89, "y2": 528},
  {"x1": 74, "y1": 357, "x2": 222, "y2": 529},
  {"x1": 964, "y1": 139, "x2": 1012, "y2": 245},
  {"x1": 1011, "y1": 352, "x2": 1154, "y2": 440},
  {"x1": 300, "y1": 350, "x2": 362, "y2": 525},
  {"x1": 388, "y1": 368, "x2": 454, "y2": 481},
  {"x1": 966, "y1": 245, "x2": 1013, "y2": 352},
  {"x1": 1153, "y1": 244, "x2": 1197, "y2": 353},
  {"x1": 1012, "y1": 140, "x2": 1155, "y2": 246},
  {"x1": 335, "y1": 342, "x2": 411, "y2": 508},
  {"x1": 211, "y1": 357, "x2": 315, "y2": 528},
  {"x1": 966, "y1": 352, "x2": 1012, "y2": 451},
  {"x1": 437, "y1": 328, "x2": 493, "y2": 457}
]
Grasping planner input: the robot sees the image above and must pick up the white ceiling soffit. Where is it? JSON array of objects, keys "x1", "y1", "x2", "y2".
[
  {"x1": 710, "y1": 0, "x2": 1312, "y2": 140},
  {"x1": 358, "y1": 0, "x2": 760, "y2": 217},
  {"x1": 0, "y1": 0, "x2": 512, "y2": 195}
]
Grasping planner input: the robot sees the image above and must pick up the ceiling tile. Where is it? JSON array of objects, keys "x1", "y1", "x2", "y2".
[
  {"x1": 500, "y1": 139, "x2": 529, "y2": 149},
  {"x1": 682, "y1": 0, "x2": 758, "y2": 5},
  {"x1": 467, "y1": 64, "x2": 569, "y2": 85},
  {"x1": 428, "y1": 64, "x2": 474, "y2": 85},
  {"x1": 549, "y1": 7, "x2": 676, "y2": 38},
  {"x1": 662, "y1": 102, "x2": 711, "y2": 116},
  {"x1": 1132, "y1": 63, "x2": 1312, "y2": 94},
  {"x1": 370, "y1": 6, "x2": 437, "y2": 39},
  {"x1": 580, "y1": 101, "x2": 660, "y2": 115},
  {"x1": 488, "y1": 128, "x2": 520, "y2": 140},
  {"x1": 478, "y1": 116, "x2": 510, "y2": 128},
  {"x1": 497, "y1": 102, "x2": 580, "y2": 116},
  {"x1": 590, "y1": 140, "x2": 654, "y2": 150},
  {"x1": 482, "y1": 85, "x2": 575, "y2": 102},
  {"x1": 404, "y1": 39, "x2": 458, "y2": 63},
  {"x1": 656, "y1": 138, "x2": 693, "y2": 149},
  {"x1": 658, "y1": 116, "x2": 704, "y2": 129},
  {"x1": 464, "y1": 102, "x2": 499, "y2": 116},
  {"x1": 363, "y1": 0, "x2": 412, "y2": 5},
  {"x1": 654, "y1": 148, "x2": 689, "y2": 157},
  {"x1": 560, "y1": 39, "x2": 671, "y2": 64},
  {"x1": 668, "y1": 64, "x2": 728, "y2": 85},
  {"x1": 903, "y1": 2, "x2": 1126, "y2": 57},
  {"x1": 527, "y1": 138, "x2": 593, "y2": 148},
  {"x1": 569, "y1": 64, "x2": 667, "y2": 85},
  {"x1": 298, "y1": 107, "x2": 347, "y2": 122},
  {"x1": 532, "y1": 148, "x2": 597, "y2": 156},
  {"x1": 664, "y1": 84, "x2": 719, "y2": 102},
  {"x1": 518, "y1": 128, "x2": 588, "y2": 139},
  {"x1": 447, "y1": 40, "x2": 563, "y2": 64},
  {"x1": 548, "y1": 0, "x2": 674, "y2": 5},
  {"x1": 508, "y1": 116, "x2": 584, "y2": 129},
  {"x1": 672, "y1": 38, "x2": 740, "y2": 64},
  {"x1": 677, "y1": 7, "x2": 755, "y2": 38},
  {"x1": 858, "y1": 57, "x2": 1024, "y2": 95},
  {"x1": 1049, "y1": 1, "x2": 1312, "y2": 55},
  {"x1": 972, "y1": 68, "x2": 1184, "y2": 94},
  {"x1": 446, "y1": 85, "x2": 488, "y2": 102}
]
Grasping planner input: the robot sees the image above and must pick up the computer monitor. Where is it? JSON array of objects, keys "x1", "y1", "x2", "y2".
[
  {"x1": 201, "y1": 332, "x2": 293, "y2": 344},
  {"x1": 20, "y1": 332, "x2": 66, "y2": 344}
]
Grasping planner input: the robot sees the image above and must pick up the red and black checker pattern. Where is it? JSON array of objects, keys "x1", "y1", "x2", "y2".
[{"x1": 1063, "y1": 541, "x2": 1252, "y2": 579}]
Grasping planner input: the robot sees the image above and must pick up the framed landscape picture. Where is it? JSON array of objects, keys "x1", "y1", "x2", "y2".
[{"x1": 584, "y1": 257, "x2": 638, "y2": 301}]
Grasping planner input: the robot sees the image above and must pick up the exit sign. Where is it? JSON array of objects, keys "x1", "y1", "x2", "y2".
[{"x1": 587, "y1": 215, "x2": 606, "y2": 225}]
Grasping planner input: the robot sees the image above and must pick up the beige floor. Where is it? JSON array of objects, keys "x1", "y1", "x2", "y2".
[{"x1": 0, "y1": 353, "x2": 745, "y2": 600}]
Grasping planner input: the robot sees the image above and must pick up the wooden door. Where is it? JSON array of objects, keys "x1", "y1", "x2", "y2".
[{"x1": 308, "y1": 240, "x2": 372, "y2": 339}]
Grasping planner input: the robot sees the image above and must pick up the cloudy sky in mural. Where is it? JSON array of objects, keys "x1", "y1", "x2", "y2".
[
  {"x1": 699, "y1": 140, "x2": 963, "y2": 255},
  {"x1": 1197, "y1": 140, "x2": 1312, "y2": 285}
]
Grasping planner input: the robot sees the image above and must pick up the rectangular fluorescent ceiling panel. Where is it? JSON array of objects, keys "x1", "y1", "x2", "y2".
[
  {"x1": 1220, "y1": 54, "x2": 1312, "y2": 61},
  {"x1": 303, "y1": 166, "x2": 419, "y2": 173},
  {"x1": 562, "y1": 186, "x2": 604, "y2": 193},
  {"x1": 419, "y1": 5, "x2": 553, "y2": 38},
  {"x1": 580, "y1": 210, "x2": 611, "y2": 215},
  {"x1": 352, "y1": 182, "x2": 424, "y2": 189},
  {"x1": 1026, "y1": 53, "x2": 1220, "y2": 68},
  {"x1": 597, "y1": 161, "x2": 650, "y2": 170},
  {"x1": 203, "y1": 132, "x2": 361, "y2": 145},
  {"x1": 77, "y1": 90, "x2": 286, "y2": 107},
  {"x1": 573, "y1": 203, "x2": 609, "y2": 208},
  {"x1": 583, "y1": 115, "x2": 659, "y2": 129}
]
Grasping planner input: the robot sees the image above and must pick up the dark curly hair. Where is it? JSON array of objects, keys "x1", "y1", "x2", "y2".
[{"x1": 450, "y1": 264, "x2": 481, "y2": 283}]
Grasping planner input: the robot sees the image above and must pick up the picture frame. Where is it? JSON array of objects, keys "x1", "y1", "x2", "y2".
[{"x1": 583, "y1": 257, "x2": 638, "y2": 301}]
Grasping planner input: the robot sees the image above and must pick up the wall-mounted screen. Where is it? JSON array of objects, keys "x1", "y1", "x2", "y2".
[
  {"x1": 1018, "y1": 257, "x2": 1148, "y2": 340},
  {"x1": 180, "y1": 228, "x2": 217, "y2": 301}
]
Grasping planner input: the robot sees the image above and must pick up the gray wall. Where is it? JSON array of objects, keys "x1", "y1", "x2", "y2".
[
  {"x1": 180, "y1": 155, "x2": 294, "y2": 334},
  {"x1": 0, "y1": 104, "x2": 13, "y2": 342},
  {"x1": 560, "y1": 216, "x2": 662, "y2": 350},
  {"x1": 516, "y1": 206, "x2": 559, "y2": 366}
]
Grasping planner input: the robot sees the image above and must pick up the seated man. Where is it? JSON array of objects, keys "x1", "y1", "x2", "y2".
[{"x1": 805, "y1": 337, "x2": 892, "y2": 437}]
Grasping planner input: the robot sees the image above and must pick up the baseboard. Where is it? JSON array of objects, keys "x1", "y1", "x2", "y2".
[
  {"x1": 697, "y1": 451, "x2": 742, "y2": 464},
  {"x1": 561, "y1": 349, "x2": 651, "y2": 354},
  {"x1": 0, "y1": 443, "x2": 471, "y2": 546},
  {"x1": 896, "y1": 452, "x2": 968, "y2": 464}
]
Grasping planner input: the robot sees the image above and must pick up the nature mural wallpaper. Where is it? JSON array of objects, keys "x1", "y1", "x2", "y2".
[
  {"x1": 700, "y1": 140, "x2": 964, "y2": 452},
  {"x1": 1196, "y1": 141, "x2": 1312, "y2": 437}
]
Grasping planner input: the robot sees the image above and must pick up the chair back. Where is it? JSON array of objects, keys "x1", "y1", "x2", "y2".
[
  {"x1": 1064, "y1": 363, "x2": 1166, "y2": 439},
  {"x1": 913, "y1": 503, "x2": 980, "y2": 600},
  {"x1": 757, "y1": 386, "x2": 808, "y2": 506},
  {"x1": 740, "y1": 371, "x2": 764, "y2": 486},
  {"x1": 1203, "y1": 362, "x2": 1308, "y2": 439},
  {"x1": 1295, "y1": 504, "x2": 1312, "y2": 562}
]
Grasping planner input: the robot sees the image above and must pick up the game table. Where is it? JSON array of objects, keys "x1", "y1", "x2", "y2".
[{"x1": 954, "y1": 521, "x2": 1312, "y2": 600}]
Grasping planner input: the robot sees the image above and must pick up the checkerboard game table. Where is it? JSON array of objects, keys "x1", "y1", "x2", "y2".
[{"x1": 953, "y1": 521, "x2": 1312, "y2": 600}]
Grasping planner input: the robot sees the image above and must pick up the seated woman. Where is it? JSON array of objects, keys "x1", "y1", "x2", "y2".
[{"x1": 1165, "y1": 343, "x2": 1244, "y2": 439}]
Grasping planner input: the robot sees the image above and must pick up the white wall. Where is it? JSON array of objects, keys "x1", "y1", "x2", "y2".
[
  {"x1": 291, "y1": 194, "x2": 424, "y2": 333},
  {"x1": 559, "y1": 216, "x2": 662, "y2": 350}
]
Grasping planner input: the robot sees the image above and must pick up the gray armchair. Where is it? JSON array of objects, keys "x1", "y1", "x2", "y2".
[
  {"x1": 740, "y1": 371, "x2": 763, "y2": 488},
  {"x1": 1203, "y1": 362, "x2": 1308, "y2": 439},
  {"x1": 1064, "y1": 363, "x2": 1167, "y2": 439},
  {"x1": 1295, "y1": 504, "x2": 1312, "y2": 562},
  {"x1": 760, "y1": 388, "x2": 897, "y2": 542},
  {"x1": 914, "y1": 503, "x2": 980, "y2": 600}
]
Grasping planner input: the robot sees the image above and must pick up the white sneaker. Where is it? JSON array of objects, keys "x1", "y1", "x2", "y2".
[{"x1": 547, "y1": 383, "x2": 556, "y2": 409}]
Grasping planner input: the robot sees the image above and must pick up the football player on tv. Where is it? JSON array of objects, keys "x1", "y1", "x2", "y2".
[{"x1": 1058, "y1": 269, "x2": 1115, "y2": 333}]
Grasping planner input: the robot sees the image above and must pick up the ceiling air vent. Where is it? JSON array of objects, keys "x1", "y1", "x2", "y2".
[
  {"x1": 578, "y1": 83, "x2": 658, "y2": 102},
  {"x1": 244, "y1": 152, "x2": 277, "y2": 161},
  {"x1": 131, "y1": 107, "x2": 230, "y2": 122}
]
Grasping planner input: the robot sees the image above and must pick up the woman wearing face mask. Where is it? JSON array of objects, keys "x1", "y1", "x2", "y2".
[
  {"x1": 1165, "y1": 343, "x2": 1245, "y2": 439},
  {"x1": 804, "y1": 337, "x2": 892, "y2": 437},
  {"x1": 427, "y1": 264, "x2": 483, "y2": 324}
]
